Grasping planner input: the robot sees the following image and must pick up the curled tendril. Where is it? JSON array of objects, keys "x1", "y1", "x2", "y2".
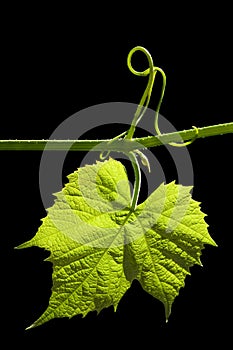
[
  {"x1": 126, "y1": 46, "x2": 166, "y2": 140},
  {"x1": 99, "y1": 46, "x2": 199, "y2": 211},
  {"x1": 126, "y1": 46, "x2": 198, "y2": 147},
  {"x1": 168, "y1": 126, "x2": 199, "y2": 147}
]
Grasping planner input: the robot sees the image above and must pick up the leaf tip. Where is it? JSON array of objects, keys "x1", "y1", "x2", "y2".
[
  {"x1": 210, "y1": 238, "x2": 218, "y2": 247},
  {"x1": 14, "y1": 239, "x2": 34, "y2": 249},
  {"x1": 164, "y1": 304, "x2": 172, "y2": 323},
  {"x1": 25, "y1": 323, "x2": 36, "y2": 331},
  {"x1": 14, "y1": 243, "x2": 27, "y2": 250}
]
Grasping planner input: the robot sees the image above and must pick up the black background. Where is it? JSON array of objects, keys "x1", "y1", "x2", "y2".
[{"x1": 1, "y1": 3, "x2": 232, "y2": 348}]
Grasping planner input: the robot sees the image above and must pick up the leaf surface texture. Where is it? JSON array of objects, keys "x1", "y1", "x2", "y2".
[{"x1": 18, "y1": 159, "x2": 216, "y2": 328}]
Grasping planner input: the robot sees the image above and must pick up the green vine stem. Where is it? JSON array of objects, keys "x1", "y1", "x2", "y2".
[{"x1": 0, "y1": 122, "x2": 232, "y2": 151}]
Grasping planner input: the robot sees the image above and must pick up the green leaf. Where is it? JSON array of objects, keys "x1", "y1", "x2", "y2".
[{"x1": 18, "y1": 158, "x2": 216, "y2": 328}]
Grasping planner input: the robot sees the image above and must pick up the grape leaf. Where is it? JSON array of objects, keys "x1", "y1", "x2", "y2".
[{"x1": 18, "y1": 158, "x2": 216, "y2": 328}]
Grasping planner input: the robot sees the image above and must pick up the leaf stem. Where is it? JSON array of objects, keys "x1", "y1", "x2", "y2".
[
  {"x1": 128, "y1": 152, "x2": 141, "y2": 211},
  {"x1": 0, "y1": 122, "x2": 232, "y2": 151}
]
